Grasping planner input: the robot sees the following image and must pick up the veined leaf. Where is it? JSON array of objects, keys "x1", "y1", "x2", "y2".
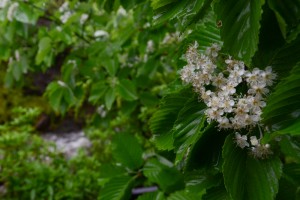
[
  {"x1": 262, "y1": 62, "x2": 300, "y2": 135},
  {"x1": 268, "y1": 0, "x2": 300, "y2": 43},
  {"x1": 137, "y1": 191, "x2": 165, "y2": 200},
  {"x1": 112, "y1": 133, "x2": 143, "y2": 170},
  {"x1": 149, "y1": 87, "x2": 193, "y2": 150},
  {"x1": 167, "y1": 190, "x2": 199, "y2": 200},
  {"x1": 216, "y1": 0, "x2": 265, "y2": 65},
  {"x1": 105, "y1": 88, "x2": 116, "y2": 110},
  {"x1": 143, "y1": 158, "x2": 185, "y2": 193},
  {"x1": 222, "y1": 134, "x2": 282, "y2": 200},
  {"x1": 99, "y1": 175, "x2": 135, "y2": 200},
  {"x1": 35, "y1": 37, "x2": 52, "y2": 65},
  {"x1": 172, "y1": 96, "x2": 207, "y2": 164},
  {"x1": 279, "y1": 136, "x2": 300, "y2": 163}
]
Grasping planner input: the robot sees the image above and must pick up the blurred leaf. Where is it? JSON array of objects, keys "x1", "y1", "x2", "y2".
[
  {"x1": 117, "y1": 79, "x2": 138, "y2": 101},
  {"x1": 216, "y1": 0, "x2": 265, "y2": 65},
  {"x1": 101, "y1": 57, "x2": 119, "y2": 77},
  {"x1": 112, "y1": 133, "x2": 144, "y2": 170},
  {"x1": 262, "y1": 62, "x2": 300, "y2": 135},
  {"x1": 100, "y1": 175, "x2": 135, "y2": 200},
  {"x1": 105, "y1": 88, "x2": 116, "y2": 110},
  {"x1": 202, "y1": 184, "x2": 229, "y2": 200},
  {"x1": 88, "y1": 81, "x2": 108, "y2": 104},
  {"x1": 222, "y1": 134, "x2": 282, "y2": 200},
  {"x1": 143, "y1": 158, "x2": 184, "y2": 193},
  {"x1": 279, "y1": 136, "x2": 300, "y2": 163},
  {"x1": 137, "y1": 191, "x2": 165, "y2": 200},
  {"x1": 35, "y1": 37, "x2": 52, "y2": 65},
  {"x1": 14, "y1": 3, "x2": 40, "y2": 25}
]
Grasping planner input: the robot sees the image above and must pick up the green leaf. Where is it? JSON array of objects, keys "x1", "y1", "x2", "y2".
[
  {"x1": 137, "y1": 191, "x2": 165, "y2": 200},
  {"x1": 112, "y1": 133, "x2": 144, "y2": 170},
  {"x1": 35, "y1": 37, "x2": 52, "y2": 65},
  {"x1": 149, "y1": 87, "x2": 192, "y2": 150},
  {"x1": 202, "y1": 184, "x2": 229, "y2": 200},
  {"x1": 101, "y1": 57, "x2": 119, "y2": 77},
  {"x1": 88, "y1": 81, "x2": 108, "y2": 104},
  {"x1": 167, "y1": 190, "x2": 199, "y2": 200},
  {"x1": 14, "y1": 3, "x2": 40, "y2": 25},
  {"x1": 279, "y1": 136, "x2": 300, "y2": 163},
  {"x1": 105, "y1": 88, "x2": 116, "y2": 110},
  {"x1": 216, "y1": 0, "x2": 265, "y2": 65},
  {"x1": 100, "y1": 175, "x2": 135, "y2": 200},
  {"x1": 117, "y1": 79, "x2": 138, "y2": 101},
  {"x1": 277, "y1": 163, "x2": 300, "y2": 200},
  {"x1": 172, "y1": 96, "x2": 207, "y2": 164},
  {"x1": 262, "y1": 62, "x2": 300, "y2": 134},
  {"x1": 222, "y1": 134, "x2": 282, "y2": 200},
  {"x1": 268, "y1": 0, "x2": 300, "y2": 42},
  {"x1": 143, "y1": 157, "x2": 185, "y2": 193}
]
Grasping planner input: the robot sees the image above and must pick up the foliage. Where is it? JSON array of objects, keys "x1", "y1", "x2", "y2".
[{"x1": 0, "y1": 0, "x2": 300, "y2": 199}]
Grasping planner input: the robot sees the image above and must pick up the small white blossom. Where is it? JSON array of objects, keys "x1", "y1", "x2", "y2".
[
  {"x1": 0, "y1": 0, "x2": 9, "y2": 8},
  {"x1": 250, "y1": 136, "x2": 259, "y2": 146},
  {"x1": 80, "y1": 14, "x2": 89, "y2": 24},
  {"x1": 7, "y1": 2, "x2": 18, "y2": 21},
  {"x1": 94, "y1": 30, "x2": 109, "y2": 38},
  {"x1": 206, "y1": 43, "x2": 221, "y2": 58},
  {"x1": 235, "y1": 133, "x2": 249, "y2": 149},
  {"x1": 146, "y1": 40, "x2": 155, "y2": 53}
]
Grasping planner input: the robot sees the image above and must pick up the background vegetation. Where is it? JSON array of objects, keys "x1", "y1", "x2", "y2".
[{"x1": 0, "y1": 0, "x2": 300, "y2": 199}]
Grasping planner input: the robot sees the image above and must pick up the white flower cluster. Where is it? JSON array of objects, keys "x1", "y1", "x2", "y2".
[
  {"x1": 180, "y1": 42, "x2": 276, "y2": 130},
  {"x1": 235, "y1": 133, "x2": 272, "y2": 159}
]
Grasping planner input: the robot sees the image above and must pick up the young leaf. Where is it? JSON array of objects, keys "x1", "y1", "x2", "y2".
[
  {"x1": 105, "y1": 88, "x2": 116, "y2": 110},
  {"x1": 99, "y1": 175, "x2": 135, "y2": 200},
  {"x1": 222, "y1": 134, "x2": 282, "y2": 200},
  {"x1": 112, "y1": 133, "x2": 144, "y2": 170},
  {"x1": 35, "y1": 37, "x2": 52, "y2": 65},
  {"x1": 216, "y1": 0, "x2": 265, "y2": 65},
  {"x1": 143, "y1": 158, "x2": 185, "y2": 193},
  {"x1": 117, "y1": 79, "x2": 138, "y2": 101}
]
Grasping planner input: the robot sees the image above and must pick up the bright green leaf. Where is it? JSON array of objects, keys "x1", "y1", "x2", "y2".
[
  {"x1": 35, "y1": 37, "x2": 52, "y2": 65},
  {"x1": 117, "y1": 79, "x2": 138, "y2": 101},
  {"x1": 112, "y1": 133, "x2": 144, "y2": 170},
  {"x1": 105, "y1": 88, "x2": 116, "y2": 110}
]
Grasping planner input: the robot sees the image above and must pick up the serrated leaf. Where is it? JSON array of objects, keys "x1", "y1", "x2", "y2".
[
  {"x1": 222, "y1": 134, "x2": 282, "y2": 200},
  {"x1": 216, "y1": 0, "x2": 265, "y2": 65},
  {"x1": 143, "y1": 158, "x2": 185, "y2": 193},
  {"x1": 172, "y1": 96, "x2": 206, "y2": 164},
  {"x1": 268, "y1": 0, "x2": 300, "y2": 42},
  {"x1": 117, "y1": 79, "x2": 138, "y2": 101},
  {"x1": 167, "y1": 190, "x2": 199, "y2": 200},
  {"x1": 100, "y1": 175, "x2": 135, "y2": 200},
  {"x1": 262, "y1": 62, "x2": 300, "y2": 134},
  {"x1": 112, "y1": 133, "x2": 143, "y2": 170},
  {"x1": 149, "y1": 87, "x2": 192, "y2": 150}
]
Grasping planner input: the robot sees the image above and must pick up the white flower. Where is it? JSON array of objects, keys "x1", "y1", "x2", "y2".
[
  {"x1": 117, "y1": 6, "x2": 127, "y2": 16},
  {"x1": 206, "y1": 43, "x2": 221, "y2": 58},
  {"x1": 262, "y1": 66, "x2": 276, "y2": 86},
  {"x1": 235, "y1": 133, "x2": 249, "y2": 149},
  {"x1": 250, "y1": 143, "x2": 272, "y2": 159},
  {"x1": 7, "y1": 2, "x2": 18, "y2": 21},
  {"x1": 250, "y1": 136, "x2": 259, "y2": 146},
  {"x1": 146, "y1": 40, "x2": 155, "y2": 53},
  {"x1": 94, "y1": 30, "x2": 109, "y2": 38},
  {"x1": 80, "y1": 14, "x2": 89, "y2": 24},
  {"x1": 217, "y1": 117, "x2": 231, "y2": 129},
  {"x1": 212, "y1": 73, "x2": 226, "y2": 88},
  {"x1": 60, "y1": 11, "x2": 72, "y2": 23},
  {"x1": 0, "y1": 0, "x2": 9, "y2": 8}
]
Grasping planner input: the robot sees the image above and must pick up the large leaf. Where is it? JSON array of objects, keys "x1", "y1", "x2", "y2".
[
  {"x1": 262, "y1": 62, "x2": 300, "y2": 135},
  {"x1": 268, "y1": 0, "x2": 300, "y2": 43},
  {"x1": 137, "y1": 191, "x2": 165, "y2": 200},
  {"x1": 167, "y1": 190, "x2": 199, "y2": 200},
  {"x1": 216, "y1": 0, "x2": 265, "y2": 65},
  {"x1": 279, "y1": 136, "x2": 300, "y2": 163},
  {"x1": 112, "y1": 133, "x2": 144, "y2": 170},
  {"x1": 143, "y1": 157, "x2": 185, "y2": 193},
  {"x1": 276, "y1": 163, "x2": 300, "y2": 200},
  {"x1": 222, "y1": 134, "x2": 282, "y2": 200},
  {"x1": 172, "y1": 96, "x2": 207, "y2": 164},
  {"x1": 252, "y1": 6, "x2": 300, "y2": 78},
  {"x1": 35, "y1": 37, "x2": 52, "y2": 65},
  {"x1": 149, "y1": 87, "x2": 193, "y2": 150},
  {"x1": 100, "y1": 175, "x2": 135, "y2": 200}
]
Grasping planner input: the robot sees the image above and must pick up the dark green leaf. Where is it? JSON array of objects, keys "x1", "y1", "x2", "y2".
[
  {"x1": 137, "y1": 191, "x2": 165, "y2": 200},
  {"x1": 262, "y1": 62, "x2": 300, "y2": 135},
  {"x1": 268, "y1": 0, "x2": 300, "y2": 42},
  {"x1": 105, "y1": 88, "x2": 116, "y2": 110},
  {"x1": 112, "y1": 133, "x2": 143, "y2": 170},
  {"x1": 172, "y1": 96, "x2": 206, "y2": 164},
  {"x1": 223, "y1": 134, "x2": 282, "y2": 200},
  {"x1": 216, "y1": 0, "x2": 265, "y2": 65},
  {"x1": 279, "y1": 136, "x2": 300, "y2": 163},
  {"x1": 167, "y1": 190, "x2": 199, "y2": 200},
  {"x1": 88, "y1": 81, "x2": 108, "y2": 104}
]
